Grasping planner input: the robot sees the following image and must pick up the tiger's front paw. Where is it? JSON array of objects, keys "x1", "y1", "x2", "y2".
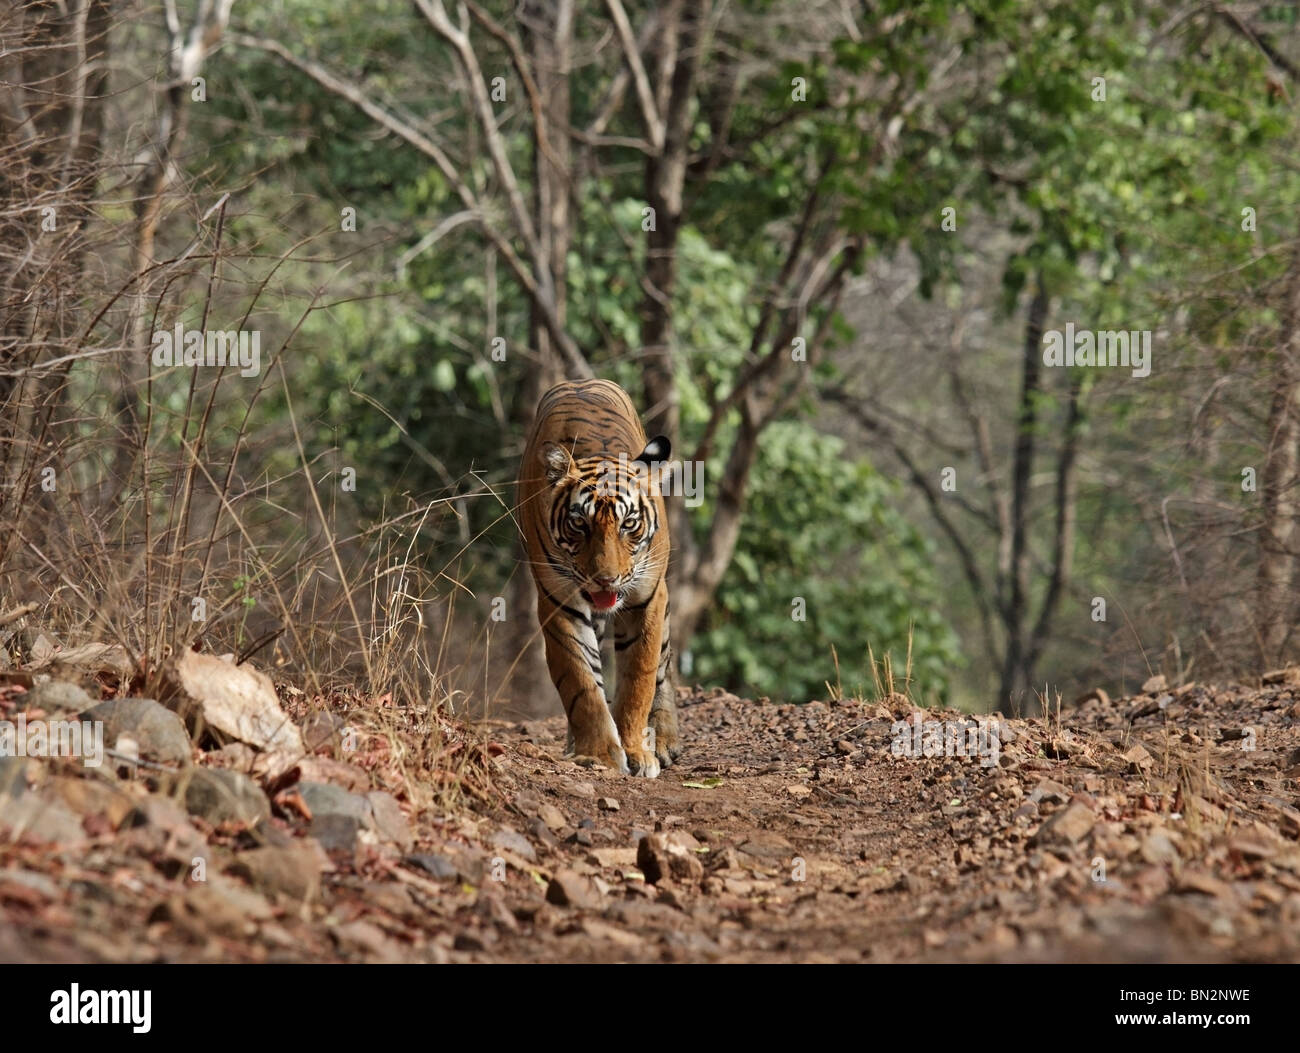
[
  {"x1": 570, "y1": 732, "x2": 629, "y2": 775},
  {"x1": 648, "y1": 707, "x2": 682, "y2": 769},
  {"x1": 622, "y1": 745, "x2": 661, "y2": 779}
]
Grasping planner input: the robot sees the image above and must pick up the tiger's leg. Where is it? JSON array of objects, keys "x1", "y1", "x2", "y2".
[
  {"x1": 540, "y1": 591, "x2": 627, "y2": 774},
  {"x1": 647, "y1": 604, "x2": 682, "y2": 769},
  {"x1": 566, "y1": 614, "x2": 611, "y2": 755},
  {"x1": 611, "y1": 580, "x2": 668, "y2": 778}
]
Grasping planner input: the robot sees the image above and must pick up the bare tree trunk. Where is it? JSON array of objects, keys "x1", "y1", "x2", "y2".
[
  {"x1": 634, "y1": 0, "x2": 703, "y2": 608},
  {"x1": 1257, "y1": 230, "x2": 1300, "y2": 666},
  {"x1": 672, "y1": 397, "x2": 760, "y2": 647},
  {"x1": 500, "y1": 0, "x2": 575, "y2": 715},
  {"x1": 639, "y1": 0, "x2": 697, "y2": 440},
  {"x1": 103, "y1": 0, "x2": 234, "y2": 506},
  {"x1": 521, "y1": 0, "x2": 573, "y2": 387},
  {"x1": 0, "y1": 0, "x2": 112, "y2": 547},
  {"x1": 999, "y1": 278, "x2": 1049, "y2": 712},
  {"x1": 1026, "y1": 374, "x2": 1083, "y2": 674}
]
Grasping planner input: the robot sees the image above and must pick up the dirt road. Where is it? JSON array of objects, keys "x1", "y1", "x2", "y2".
[
  {"x1": 475, "y1": 683, "x2": 1300, "y2": 962},
  {"x1": 4, "y1": 678, "x2": 1300, "y2": 962}
]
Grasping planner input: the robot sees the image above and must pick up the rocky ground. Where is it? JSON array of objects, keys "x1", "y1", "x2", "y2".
[{"x1": 3, "y1": 647, "x2": 1300, "y2": 963}]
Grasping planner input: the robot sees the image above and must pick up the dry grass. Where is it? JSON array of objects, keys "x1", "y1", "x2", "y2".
[{"x1": 0, "y1": 204, "x2": 491, "y2": 814}]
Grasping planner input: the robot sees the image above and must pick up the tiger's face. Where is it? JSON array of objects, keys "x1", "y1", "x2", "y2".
[{"x1": 541, "y1": 437, "x2": 670, "y2": 612}]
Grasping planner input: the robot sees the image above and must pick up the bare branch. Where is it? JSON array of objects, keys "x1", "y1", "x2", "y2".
[
  {"x1": 605, "y1": 0, "x2": 665, "y2": 149},
  {"x1": 231, "y1": 33, "x2": 592, "y2": 379},
  {"x1": 1027, "y1": 374, "x2": 1085, "y2": 670},
  {"x1": 463, "y1": 0, "x2": 567, "y2": 176},
  {"x1": 413, "y1": 0, "x2": 544, "y2": 265}
]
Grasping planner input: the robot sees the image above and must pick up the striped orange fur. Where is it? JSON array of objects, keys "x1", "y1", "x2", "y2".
[{"x1": 517, "y1": 379, "x2": 681, "y2": 777}]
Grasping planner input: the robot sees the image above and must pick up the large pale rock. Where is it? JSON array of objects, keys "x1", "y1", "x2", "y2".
[{"x1": 164, "y1": 651, "x2": 304, "y2": 757}]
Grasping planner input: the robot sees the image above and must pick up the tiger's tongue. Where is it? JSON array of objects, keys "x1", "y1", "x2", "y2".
[{"x1": 589, "y1": 590, "x2": 618, "y2": 610}]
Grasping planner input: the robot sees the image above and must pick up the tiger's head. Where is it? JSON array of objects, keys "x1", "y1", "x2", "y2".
[{"x1": 540, "y1": 436, "x2": 671, "y2": 612}]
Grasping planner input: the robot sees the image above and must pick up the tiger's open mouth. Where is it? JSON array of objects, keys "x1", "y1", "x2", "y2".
[{"x1": 584, "y1": 589, "x2": 619, "y2": 610}]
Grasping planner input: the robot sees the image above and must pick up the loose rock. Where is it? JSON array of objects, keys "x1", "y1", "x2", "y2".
[
  {"x1": 637, "y1": 833, "x2": 704, "y2": 885},
  {"x1": 182, "y1": 767, "x2": 271, "y2": 827},
  {"x1": 82, "y1": 697, "x2": 192, "y2": 767},
  {"x1": 546, "y1": 868, "x2": 603, "y2": 909}
]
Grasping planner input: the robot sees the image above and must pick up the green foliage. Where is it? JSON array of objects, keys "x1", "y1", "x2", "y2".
[
  {"x1": 688, "y1": 422, "x2": 961, "y2": 704},
  {"x1": 166, "y1": 0, "x2": 1300, "y2": 705}
]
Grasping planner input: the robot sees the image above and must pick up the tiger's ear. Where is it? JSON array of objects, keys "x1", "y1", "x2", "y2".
[
  {"x1": 631, "y1": 435, "x2": 673, "y2": 495},
  {"x1": 633, "y1": 435, "x2": 670, "y2": 466},
  {"x1": 540, "y1": 442, "x2": 578, "y2": 486}
]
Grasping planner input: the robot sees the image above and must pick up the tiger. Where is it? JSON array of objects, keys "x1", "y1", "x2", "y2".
[{"x1": 517, "y1": 378, "x2": 682, "y2": 778}]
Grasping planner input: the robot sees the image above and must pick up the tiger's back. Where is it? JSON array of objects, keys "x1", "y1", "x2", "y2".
[
  {"x1": 525, "y1": 379, "x2": 648, "y2": 467},
  {"x1": 518, "y1": 379, "x2": 681, "y2": 777}
]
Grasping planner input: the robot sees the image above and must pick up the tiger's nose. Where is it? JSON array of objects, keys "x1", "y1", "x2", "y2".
[{"x1": 593, "y1": 575, "x2": 616, "y2": 587}]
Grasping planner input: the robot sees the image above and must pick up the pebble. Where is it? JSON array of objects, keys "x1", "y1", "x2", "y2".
[
  {"x1": 490, "y1": 828, "x2": 538, "y2": 863},
  {"x1": 366, "y1": 791, "x2": 413, "y2": 850},
  {"x1": 82, "y1": 697, "x2": 192, "y2": 767},
  {"x1": 1030, "y1": 801, "x2": 1095, "y2": 846},
  {"x1": 637, "y1": 833, "x2": 704, "y2": 885},
  {"x1": 545, "y1": 869, "x2": 603, "y2": 909},
  {"x1": 182, "y1": 768, "x2": 270, "y2": 827},
  {"x1": 228, "y1": 842, "x2": 324, "y2": 904},
  {"x1": 406, "y1": 854, "x2": 458, "y2": 880}
]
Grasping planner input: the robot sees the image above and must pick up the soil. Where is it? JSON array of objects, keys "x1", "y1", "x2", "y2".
[{"x1": 4, "y1": 676, "x2": 1300, "y2": 963}]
